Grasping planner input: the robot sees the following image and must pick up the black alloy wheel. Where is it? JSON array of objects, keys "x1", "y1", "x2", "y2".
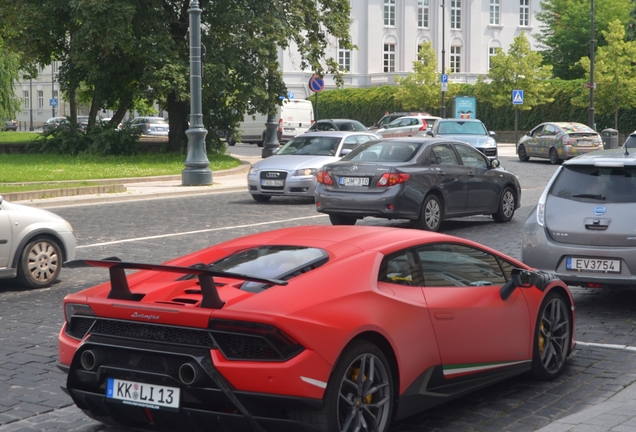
[
  {"x1": 531, "y1": 292, "x2": 571, "y2": 380},
  {"x1": 517, "y1": 144, "x2": 530, "y2": 161}
]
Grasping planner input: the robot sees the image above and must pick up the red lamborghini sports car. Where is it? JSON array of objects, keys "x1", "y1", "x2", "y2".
[{"x1": 58, "y1": 225, "x2": 575, "y2": 432}]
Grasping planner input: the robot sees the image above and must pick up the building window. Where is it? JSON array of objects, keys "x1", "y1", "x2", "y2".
[
  {"x1": 418, "y1": 0, "x2": 429, "y2": 28},
  {"x1": 490, "y1": 0, "x2": 500, "y2": 25},
  {"x1": 23, "y1": 90, "x2": 29, "y2": 109},
  {"x1": 488, "y1": 47, "x2": 499, "y2": 70},
  {"x1": 450, "y1": 46, "x2": 461, "y2": 73},
  {"x1": 338, "y1": 42, "x2": 351, "y2": 72},
  {"x1": 383, "y1": 43, "x2": 396, "y2": 72},
  {"x1": 450, "y1": 0, "x2": 461, "y2": 30},
  {"x1": 38, "y1": 90, "x2": 44, "y2": 109},
  {"x1": 384, "y1": 0, "x2": 396, "y2": 26},
  {"x1": 520, "y1": 0, "x2": 529, "y2": 26}
]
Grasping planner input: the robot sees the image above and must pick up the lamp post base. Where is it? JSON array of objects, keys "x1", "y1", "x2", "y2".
[
  {"x1": 261, "y1": 114, "x2": 280, "y2": 158},
  {"x1": 182, "y1": 126, "x2": 212, "y2": 186},
  {"x1": 182, "y1": 168, "x2": 213, "y2": 186}
]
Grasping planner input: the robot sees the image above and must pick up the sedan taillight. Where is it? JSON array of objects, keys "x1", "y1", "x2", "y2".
[
  {"x1": 377, "y1": 173, "x2": 410, "y2": 187},
  {"x1": 317, "y1": 169, "x2": 333, "y2": 185}
]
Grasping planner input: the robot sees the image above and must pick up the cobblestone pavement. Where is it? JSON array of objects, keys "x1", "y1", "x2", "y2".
[{"x1": 0, "y1": 150, "x2": 635, "y2": 431}]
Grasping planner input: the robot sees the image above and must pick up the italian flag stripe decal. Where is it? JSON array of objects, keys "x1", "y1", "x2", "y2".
[{"x1": 443, "y1": 360, "x2": 531, "y2": 377}]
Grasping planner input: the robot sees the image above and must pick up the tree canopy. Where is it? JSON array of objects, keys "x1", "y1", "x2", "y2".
[
  {"x1": 0, "y1": 0, "x2": 352, "y2": 152},
  {"x1": 474, "y1": 32, "x2": 554, "y2": 111},
  {"x1": 0, "y1": 37, "x2": 21, "y2": 120},
  {"x1": 536, "y1": 0, "x2": 632, "y2": 80},
  {"x1": 574, "y1": 19, "x2": 636, "y2": 128}
]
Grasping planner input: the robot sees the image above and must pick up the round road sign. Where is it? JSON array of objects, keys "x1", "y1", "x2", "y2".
[{"x1": 309, "y1": 75, "x2": 325, "y2": 93}]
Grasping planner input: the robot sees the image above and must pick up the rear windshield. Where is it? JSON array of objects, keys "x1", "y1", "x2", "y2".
[
  {"x1": 343, "y1": 141, "x2": 422, "y2": 162},
  {"x1": 210, "y1": 246, "x2": 328, "y2": 292},
  {"x1": 438, "y1": 121, "x2": 487, "y2": 135},
  {"x1": 278, "y1": 136, "x2": 341, "y2": 156},
  {"x1": 623, "y1": 135, "x2": 636, "y2": 149},
  {"x1": 147, "y1": 118, "x2": 168, "y2": 124},
  {"x1": 550, "y1": 165, "x2": 636, "y2": 204}
]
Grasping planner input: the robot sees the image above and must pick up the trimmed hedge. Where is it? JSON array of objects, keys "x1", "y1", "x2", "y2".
[{"x1": 309, "y1": 79, "x2": 636, "y2": 134}]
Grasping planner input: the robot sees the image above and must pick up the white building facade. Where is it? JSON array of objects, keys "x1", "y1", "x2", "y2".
[
  {"x1": 12, "y1": 0, "x2": 542, "y2": 128},
  {"x1": 282, "y1": 0, "x2": 542, "y2": 99}
]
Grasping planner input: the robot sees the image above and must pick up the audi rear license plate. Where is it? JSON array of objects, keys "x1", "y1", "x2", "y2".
[
  {"x1": 340, "y1": 177, "x2": 370, "y2": 186},
  {"x1": 106, "y1": 378, "x2": 180, "y2": 411},
  {"x1": 261, "y1": 179, "x2": 284, "y2": 187},
  {"x1": 566, "y1": 257, "x2": 621, "y2": 273}
]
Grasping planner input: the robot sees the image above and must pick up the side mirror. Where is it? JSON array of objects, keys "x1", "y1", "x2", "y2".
[
  {"x1": 426, "y1": 130, "x2": 434, "y2": 137},
  {"x1": 489, "y1": 131, "x2": 496, "y2": 137},
  {"x1": 339, "y1": 148, "x2": 352, "y2": 156},
  {"x1": 500, "y1": 268, "x2": 536, "y2": 300},
  {"x1": 490, "y1": 159, "x2": 500, "y2": 168}
]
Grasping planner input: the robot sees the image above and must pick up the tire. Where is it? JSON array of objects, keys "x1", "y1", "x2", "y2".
[
  {"x1": 291, "y1": 340, "x2": 394, "y2": 432},
  {"x1": 329, "y1": 214, "x2": 357, "y2": 226},
  {"x1": 251, "y1": 194, "x2": 271, "y2": 202},
  {"x1": 226, "y1": 136, "x2": 236, "y2": 146},
  {"x1": 518, "y1": 144, "x2": 530, "y2": 161},
  {"x1": 492, "y1": 187, "x2": 516, "y2": 223},
  {"x1": 17, "y1": 237, "x2": 63, "y2": 288},
  {"x1": 531, "y1": 292, "x2": 571, "y2": 381},
  {"x1": 549, "y1": 147, "x2": 561, "y2": 165},
  {"x1": 414, "y1": 194, "x2": 442, "y2": 231}
]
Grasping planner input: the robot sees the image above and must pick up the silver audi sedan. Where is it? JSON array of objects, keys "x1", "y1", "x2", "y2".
[
  {"x1": 522, "y1": 149, "x2": 636, "y2": 288},
  {"x1": 247, "y1": 131, "x2": 380, "y2": 202},
  {"x1": 0, "y1": 196, "x2": 76, "y2": 288}
]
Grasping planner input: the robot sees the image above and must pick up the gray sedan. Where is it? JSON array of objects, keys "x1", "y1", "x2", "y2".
[
  {"x1": 315, "y1": 137, "x2": 520, "y2": 231},
  {"x1": 0, "y1": 196, "x2": 76, "y2": 288},
  {"x1": 247, "y1": 131, "x2": 379, "y2": 201},
  {"x1": 427, "y1": 118, "x2": 498, "y2": 158},
  {"x1": 522, "y1": 149, "x2": 636, "y2": 288}
]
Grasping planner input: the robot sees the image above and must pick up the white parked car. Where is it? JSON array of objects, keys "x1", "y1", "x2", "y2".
[
  {"x1": 247, "y1": 131, "x2": 379, "y2": 201},
  {"x1": 0, "y1": 196, "x2": 76, "y2": 288}
]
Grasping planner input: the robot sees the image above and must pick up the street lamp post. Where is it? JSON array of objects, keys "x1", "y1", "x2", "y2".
[
  {"x1": 52, "y1": 62, "x2": 56, "y2": 118},
  {"x1": 182, "y1": 0, "x2": 213, "y2": 186},
  {"x1": 261, "y1": 72, "x2": 280, "y2": 158},
  {"x1": 440, "y1": 0, "x2": 446, "y2": 119},
  {"x1": 29, "y1": 79, "x2": 34, "y2": 131},
  {"x1": 588, "y1": 0, "x2": 595, "y2": 129}
]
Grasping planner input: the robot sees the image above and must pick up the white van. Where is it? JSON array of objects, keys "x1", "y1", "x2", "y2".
[{"x1": 228, "y1": 99, "x2": 314, "y2": 147}]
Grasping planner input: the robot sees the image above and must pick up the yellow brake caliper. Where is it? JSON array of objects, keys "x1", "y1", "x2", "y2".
[{"x1": 351, "y1": 367, "x2": 373, "y2": 404}]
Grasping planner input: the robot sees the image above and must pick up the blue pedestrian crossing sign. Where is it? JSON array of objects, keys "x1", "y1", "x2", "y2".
[{"x1": 512, "y1": 90, "x2": 524, "y2": 105}]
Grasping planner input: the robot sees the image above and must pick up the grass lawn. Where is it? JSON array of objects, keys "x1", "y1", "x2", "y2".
[
  {"x1": 0, "y1": 131, "x2": 40, "y2": 143},
  {"x1": 0, "y1": 153, "x2": 241, "y2": 193}
]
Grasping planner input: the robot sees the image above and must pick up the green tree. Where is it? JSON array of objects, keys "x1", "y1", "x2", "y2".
[
  {"x1": 393, "y1": 42, "x2": 440, "y2": 112},
  {"x1": 0, "y1": 0, "x2": 352, "y2": 153},
  {"x1": 0, "y1": 37, "x2": 20, "y2": 120},
  {"x1": 574, "y1": 20, "x2": 636, "y2": 128},
  {"x1": 475, "y1": 33, "x2": 553, "y2": 110},
  {"x1": 536, "y1": 0, "x2": 631, "y2": 80},
  {"x1": 474, "y1": 33, "x2": 553, "y2": 141}
]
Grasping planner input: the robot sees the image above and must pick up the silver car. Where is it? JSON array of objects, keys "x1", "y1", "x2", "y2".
[
  {"x1": 376, "y1": 115, "x2": 440, "y2": 138},
  {"x1": 522, "y1": 149, "x2": 636, "y2": 288},
  {"x1": 427, "y1": 118, "x2": 498, "y2": 158},
  {"x1": 247, "y1": 131, "x2": 379, "y2": 202},
  {"x1": 0, "y1": 196, "x2": 76, "y2": 288}
]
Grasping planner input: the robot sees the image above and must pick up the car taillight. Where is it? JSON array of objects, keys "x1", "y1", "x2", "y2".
[
  {"x1": 419, "y1": 120, "x2": 428, "y2": 131},
  {"x1": 317, "y1": 169, "x2": 333, "y2": 185},
  {"x1": 278, "y1": 118, "x2": 283, "y2": 132},
  {"x1": 377, "y1": 173, "x2": 410, "y2": 187}
]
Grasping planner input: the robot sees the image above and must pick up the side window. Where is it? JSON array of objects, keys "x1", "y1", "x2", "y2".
[
  {"x1": 341, "y1": 136, "x2": 360, "y2": 153},
  {"x1": 431, "y1": 144, "x2": 460, "y2": 165},
  {"x1": 533, "y1": 126, "x2": 545, "y2": 137},
  {"x1": 544, "y1": 124, "x2": 557, "y2": 136},
  {"x1": 454, "y1": 144, "x2": 488, "y2": 169},
  {"x1": 416, "y1": 243, "x2": 507, "y2": 287},
  {"x1": 378, "y1": 251, "x2": 422, "y2": 286}
]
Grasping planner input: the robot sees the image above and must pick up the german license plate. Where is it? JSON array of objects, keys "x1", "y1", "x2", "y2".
[
  {"x1": 261, "y1": 179, "x2": 284, "y2": 187},
  {"x1": 566, "y1": 257, "x2": 621, "y2": 273},
  {"x1": 106, "y1": 378, "x2": 180, "y2": 410},
  {"x1": 340, "y1": 177, "x2": 369, "y2": 186}
]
